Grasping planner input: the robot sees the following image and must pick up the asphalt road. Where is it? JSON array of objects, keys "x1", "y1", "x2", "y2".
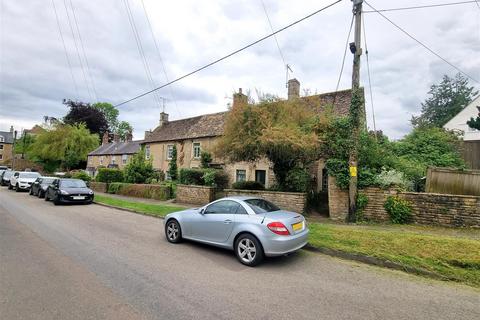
[{"x1": 0, "y1": 188, "x2": 479, "y2": 320}]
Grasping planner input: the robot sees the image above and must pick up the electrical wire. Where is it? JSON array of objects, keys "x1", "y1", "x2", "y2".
[
  {"x1": 51, "y1": 0, "x2": 79, "y2": 99},
  {"x1": 115, "y1": 0, "x2": 342, "y2": 107},
  {"x1": 363, "y1": 1, "x2": 479, "y2": 13},
  {"x1": 69, "y1": 0, "x2": 98, "y2": 102},
  {"x1": 362, "y1": 12, "x2": 377, "y2": 136},
  {"x1": 259, "y1": 0, "x2": 287, "y2": 67},
  {"x1": 364, "y1": 1, "x2": 479, "y2": 84},
  {"x1": 335, "y1": 15, "x2": 354, "y2": 94},
  {"x1": 63, "y1": 0, "x2": 93, "y2": 101},
  {"x1": 140, "y1": 0, "x2": 181, "y2": 117}
]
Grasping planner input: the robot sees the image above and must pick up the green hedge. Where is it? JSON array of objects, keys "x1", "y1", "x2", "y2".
[
  {"x1": 107, "y1": 182, "x2": 172, "y2": 200},
  {"x1": 71, "y1": 171, "x2": 92, "y2": 182},
  {"x1": 232, "y1": 181, "x2": 265, "y2": 190},
  {"x1": 96, "y1": 168, "x2": 124, "y2": 183},
  {"x1": 179, "y1": 168, "x2": 229, "y2": 188}
]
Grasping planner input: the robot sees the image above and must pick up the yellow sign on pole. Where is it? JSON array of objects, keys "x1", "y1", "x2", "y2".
[{"x1": 349, "y1": 166, "x2": 357, "y2": 177}]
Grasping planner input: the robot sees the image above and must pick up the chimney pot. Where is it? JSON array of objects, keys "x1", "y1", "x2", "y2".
[
  {"x1": 287, "y1": 78, "x2": 300, "y2": 100},
  {"x1": 232, "y1": 88, "x2": 248, "y2": 108},
  {"x1": 102, "y1": 132, "x2": 109, "y2": 145},
  {"x1": 10, "y1": 125, "x2": 14, "y2": 133},
  {"x1": 144, "y1": 130, "x2": 152, "y2": 140},
  {"x1": 113, "y1": 134, "x2": 120, "y2": 143},
  {"x1": 126, "y1": 131, "x2": 133, "y2": 142},
  {"x1": 159, "y1": 112, "x2": 169, "y2": 127}
]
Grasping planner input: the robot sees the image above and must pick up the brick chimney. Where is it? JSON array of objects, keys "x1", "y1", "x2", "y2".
[
  {"x1": 287, "y1": 78, "x2": 300, "y2": 100},
  {"x1": 232, "y1": 88, "x2": 248, "y2": 108},
  {"x1": 102, "y1": 132, "x2": 109, "y2": 145},
  {"x1": 113, "y1": 134, "x2": 120, "y2": 143},
  {"x1": 144, "y1": 130, "x2": 152, "y2": 139},
  {"x1": 10, "y1": 125, "x2": 14, "y2": 133},
  {"x1": 159, "y1": 112, "x2": 169, "y2": 127},
  {"x1": 126, "y1": 131, "x2": 133, "y2": 142}
]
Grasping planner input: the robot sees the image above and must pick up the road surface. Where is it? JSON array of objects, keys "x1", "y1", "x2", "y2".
[{"x1": 0, "y1": 188, "x2": 478, "y2": 320}]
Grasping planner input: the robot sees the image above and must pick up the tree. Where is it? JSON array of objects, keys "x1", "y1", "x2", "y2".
[
  {"x1": 92, "y1": 102, "x2": 133, "y2": 140},
  {"x1": 63, "y1": 100, "x2": 108, "y2": 137},
  {"x1": 200, "y1": 151, "x2": 212, "y2": 168},
  {"x1": 28, "y1": 124, "x2": 99, "y2": 171},
  {"x1": 167, "y1": 145, "x2": 178, "y2": 180},
  {"x1": 117, "y1": 121, "x2": 133, "y2": 141},
  {"x1": 411, "y1": 73, "x2": 478, "y2": 128},
  {"x1": 15, "y1": 133, "x2": 35, "y2": 159},
  {"x1": 216, "y1": 98, "x2": 319, "y2": 189},
  {"x1": 124, "y1": 148, "x2": 155, "y2": 184},
  {"x1": 467, "y1": 107, "x2": 480, "y2": 130}
]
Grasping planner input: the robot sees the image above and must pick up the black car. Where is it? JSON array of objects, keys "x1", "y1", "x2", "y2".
[
  {"x1": 30, "y1": 177, "x2": 56, "y2": 198},
  {"x1": 45, "y1": 178, "x2": 94, "y2": 205}
]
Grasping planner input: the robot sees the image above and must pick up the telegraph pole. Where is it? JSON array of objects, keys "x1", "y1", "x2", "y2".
[{"x1": 348, "y1": 0, "x2": 363, "y2": 222}]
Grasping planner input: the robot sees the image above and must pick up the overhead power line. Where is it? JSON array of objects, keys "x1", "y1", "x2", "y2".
[
  {"x1": 335, "y1": 15, "x2": 354, "y2": 94},
  {"x1": 259, "y1": 0, "x2": 287, "y2": 67},
  {"x1": 365, "y1": 1, "x2": 479, "y2": 84},
  {"x1": 363, "y1": 1, "x2": 480, "y2": 13},
  {"x1": 362, "y1": 13, "x2": 377, "y2": 135},
  {"x1": 114, "y1": 0, "x2": 342, "y2": 107},
  {"x1": 51, "y1": 0, "x2": 79, "y2": 99}
]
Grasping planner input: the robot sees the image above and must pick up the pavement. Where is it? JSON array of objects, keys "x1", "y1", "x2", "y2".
[{"x1": 0, "y1": 188, "x2": 479, "y2": 320}]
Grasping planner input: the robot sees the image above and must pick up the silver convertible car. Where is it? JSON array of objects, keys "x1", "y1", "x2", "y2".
[{"x1": 164, "y1": 197, "x2": 309, "y2": 266}]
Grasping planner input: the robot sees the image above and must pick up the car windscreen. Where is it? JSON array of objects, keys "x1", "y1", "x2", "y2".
[
  {"x1": 244, "y1": 199, "x2": 281, "y2": 214},
  {"x1": 3, "y1": 171, "x2": 14, "y2": 178},
  {"x1": 41, "y1": 178, "x2": 55, "y2": 184},
  {"x1": 19, "y1": 172, "x2": 40, "y2": 179},
  {"x1": 60, "y1": 179, "x2": 87, "y2": 188}
]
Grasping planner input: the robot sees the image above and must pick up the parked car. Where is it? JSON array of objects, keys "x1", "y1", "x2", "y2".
[
  {"x1": 164, "y1": 197, "x2": 309, "y2": 266},
  {"x1": 1, "y1": 170, "x2": 13, "y2": 186},
  {"x1": 45, "y1": 178, "x2": 94, "y2": 205},
  {"x1": 30, "y1": 176, "x2": 56, "y2": 198},
  {"x1": 9, "y1": 171, "x2": 41, "y2": 192}
]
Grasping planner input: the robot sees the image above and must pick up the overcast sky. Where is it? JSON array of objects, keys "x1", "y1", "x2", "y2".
[{"x1": 1, "y1": 0, "x2": 479, "y2": 139}]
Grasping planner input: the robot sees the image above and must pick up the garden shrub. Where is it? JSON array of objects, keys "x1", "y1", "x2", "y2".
[
  {"x1": 384, "y1": 195, "x2": 413, "y2": 224},
  {"x1": 71, "y1": 171, "x2": 92, "y2": 182},
  {"x1": 179, "y1": 168, "x2": 229, "y2": 188},
  {"x1": 200, "y1": 151, "x2": 213, "y2": 168},
  {"x1": 284, "y1": 167, "x2": 311, "y2": 192},
  {"x1": 232, "y1": 181, "x2": 265, "y2": 190},
  {"x1": 108, "y1": 182, "x2": 172, "y2": 200},
  {"x1": 96, "y1": 168, "x2": 124, "y2": 183},
  {"x1": 124, "y1": 149, "x2": 156, "y2": 184},
  {"x1": 179, "y1": 168, "x2": 204, "y2": 185},
  {"x1": 375, "y1": 168, "x2": 413, "y2": 191}
]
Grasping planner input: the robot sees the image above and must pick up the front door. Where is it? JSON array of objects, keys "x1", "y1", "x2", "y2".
[{"x1": 191, "y1": 200, "x2": 239, "y2": 243}]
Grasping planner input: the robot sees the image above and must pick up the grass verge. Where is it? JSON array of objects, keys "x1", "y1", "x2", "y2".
[
  {"x1": 94, "y1": 194, "x2": 184, "y2": 218},
  {"x1": 307, "y1": 222, "x2": 480, "y2": 288}
]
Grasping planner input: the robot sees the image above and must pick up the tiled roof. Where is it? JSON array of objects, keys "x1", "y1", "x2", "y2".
[
  {"x1": 143, "y1": 112, "x2": 227, "y2": 143},
  {"x1": 88, "y1": 140, "x2": 142, "y2": 156},
  {"x1": 0, "y1": 131, "x2": 14, "y2": 144},
  {"x1": 143, "y1": 88, "x2": 358, "y2": 144}
]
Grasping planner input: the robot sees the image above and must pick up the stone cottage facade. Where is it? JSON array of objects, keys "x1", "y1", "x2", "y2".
[
  {"x1": 0, "y1": 126, "x2": 15, "y2": 165},
  {"x1": 142, "y1": 79, "x2": 358, "y2": 190}
]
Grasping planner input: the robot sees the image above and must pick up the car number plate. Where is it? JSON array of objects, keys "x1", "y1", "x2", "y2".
[
  {"x1": 72, "y1": 196, "x2": 85, "y2": 200},
  {"x1": 292, "y1": 221, "x2": 303, "y2": 232}
]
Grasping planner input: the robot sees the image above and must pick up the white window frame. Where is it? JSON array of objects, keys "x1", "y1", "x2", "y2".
[
  {"x1": 145, "y1": 145, "x2": 151, "y2": 160},
  {"x1": 122, "y1": 154, "x2": 128, "y2": 164},
  {"x1": 167, "y1": 145, "x2": 174, "y2": 160},
  {"x1": 100, "y1": 156, "x2": 104, "y2": 165},
  {"x1": 193, "y1": 142, "x2": 201, "y2": 159},
  {"x1": 236, "y1": 169, "x2": 246, "y2": 182},
  {"x1": 111, "y1": 156, "x2": 116, "y2": 165}
]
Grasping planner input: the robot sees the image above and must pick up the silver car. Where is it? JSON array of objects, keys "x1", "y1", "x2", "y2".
[{"x1": 164, "y1": 197, "x2": 309, "y2": 266}]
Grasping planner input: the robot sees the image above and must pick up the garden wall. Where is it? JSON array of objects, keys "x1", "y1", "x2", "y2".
[
  {"x1": 328, "y1": 176, "x2": 349, "y2": 221},
  {"x1": 224, "y1": 189, "x2": 307, "y2": 213},
  {"x1": 361, "y1": 187, "x2": 480, "y2": 227},
  {"x1": 176, "y1": 184, "x2": 215, "y2": 205},
  {"x1": 89, "y1": 182, "x2": 107, "y2": 193}
]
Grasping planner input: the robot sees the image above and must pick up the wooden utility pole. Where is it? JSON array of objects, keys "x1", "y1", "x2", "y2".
[{"x1": 348, "y1": 0, "x2": 363, "y2": 222}]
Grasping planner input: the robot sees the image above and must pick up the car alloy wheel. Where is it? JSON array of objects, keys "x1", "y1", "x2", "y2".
[
  {"x1": 165, "y1": 220, "x2": 182, "y2": 243},
  {"x1": 235, "y1": 234, "x2": 264, "y2": 267},
  {"x1": 15, "y1": 184, "x2": 20, "y2": 192}
]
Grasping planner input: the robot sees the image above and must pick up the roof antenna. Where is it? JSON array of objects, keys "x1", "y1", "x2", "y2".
[{"x1": 285, "y1": 64, "x2": 293, "y2": 88}]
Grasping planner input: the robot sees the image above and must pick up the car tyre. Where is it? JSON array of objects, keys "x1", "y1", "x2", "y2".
[
  {"x1": 38, "y1": 190, "x2": 44, "y2": 198},
  {"x1": 53, "y1": 196, "x2": 60, "y2": 206},
  {"x1": 165, "y1": 219, "x2": 182, "y2": 243},
  {"x1": 44, "y1": 193, "x2": 50, "y2": 201},
  {"x1": 15, "y1": 184, "x2": 21, "y2": 192},
  {"x1": 8, "y1": 184, "x2": 12, "y2": 190},
  {"x1": 234, "y1": 234, "x2": 264, "y2": 267},
  {"x1": 29, "y1": 188, "x2": 34, "y2": 195}
]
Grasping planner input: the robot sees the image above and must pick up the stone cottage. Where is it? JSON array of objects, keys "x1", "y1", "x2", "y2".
[{"x1": 0, "y1": 126, "x2": 15, "y2": 165}]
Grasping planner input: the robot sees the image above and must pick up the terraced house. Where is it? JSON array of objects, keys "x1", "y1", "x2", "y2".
[
  {"x1": 0, "y1": 126, "x2": 15, "y2": 165},
  {"x1": 142, "y1": 79, "x2": 358, "y2": 191}
]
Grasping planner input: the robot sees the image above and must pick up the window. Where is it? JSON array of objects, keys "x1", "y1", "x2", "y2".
[
  {"x1": 236, "y1": 169, "x2": 246, "y2": 182},
  {"x1": 255, "y1": 170, "x2": 266, "y2": 187},
  {"x1": 193, "y1": 142, "x2": 201, "y2": 159},
  {"x1": 100, "y1": 156, "x2": 104, "y2": 165},
  {"x1": 122, "y1": 154, "x2": 128, "y2": 164},
  {"x1": 0, "y1": 155, "x2": 2, "y2": 160},
  {"x1": 167, "y1": 145, "x2": 173, "y2": 160},
  {"x1": 145, "y1": 145, "x2": 151, "y2": 160},
  {"x1": 0, "y1": 136, "x2": 4, "y2": 142},
  {"x1": 244, "y1": 199, "x2": 280, "y2": 214},
  {"x1": 205, "y1": 200, "x2": 239, "y2": 214},
  {"x1": 111, "y1": 156, "x2": 116, "y2": 165},
  {"x1": 0, "y1": 144, "x2": 3, "y2": 150},
  {"x1": 236, "y1": 205, "x2": 248, "y2": 215}
]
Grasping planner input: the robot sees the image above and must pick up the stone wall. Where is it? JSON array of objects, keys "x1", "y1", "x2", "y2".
[
  {"x1": 90, "y1": 182, "x2": 108, "y2": 193},
  {"x1": 328, "y1": 176, "x2": 349, "y2": 221},
  {"x1": 176, "y1": 184, "x2": 215, "y2": 205},
  {"x1": 224, "y1": 189, "x2": 307, "y2": 213},
  {"x1": 361, "y1": 187, "x2": 480, "y2": 227}
]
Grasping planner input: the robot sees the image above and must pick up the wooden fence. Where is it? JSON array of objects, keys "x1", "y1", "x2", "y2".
[
  {"x1": 425, "y1": 167, "x2": 480, "y2": 196},
  {"x1": 461, "y1": 141, "x2": 480, "y2": 170}
]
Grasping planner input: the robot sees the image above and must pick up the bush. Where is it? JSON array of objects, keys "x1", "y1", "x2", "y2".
[
  {"x1": 375, "y1": 168, "x2": 413, "y2": 191},
  {"x1": 167, "y1": 145, "x2": 178, "y2": 180},
  {"x1": 384, "y1": 195, "x2": 413, "y2": 224},
  {"x1": 179, "y1": 168, "x2": 204, "y2": 185},
  {"x1": 200, "y1": 151, "x2": 212, "y2": 168},
  {"x1": 179, "y1": 168, "x2": 229, "y2": 188},
  {"x1": 124, "y1": 149, "x2": 156, "y2": 184},
  {"x1": 71, "y1": 171, "x2": 92, "y2": 182},
  {"x1": 284, "y1": 167, "x2": 311, "y2": 192},
  {"x1": 96, "y1": 168, "x2": 124, "y2": 183},
  {"x1": 107, "y1": 182, "x2": 172, "y2": 200},
  {"x1": 232, "y1": 181, "x2": 265, "y2": 190}
]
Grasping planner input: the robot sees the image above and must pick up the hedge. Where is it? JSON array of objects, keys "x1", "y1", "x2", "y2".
[
  {"x1": 107, "y1": 182, "x2": 172, "y2": 200},
  {"x1": 232, "y1": 181, "x2": 265, "y2": 190},
  {"x1": 179, "y1": 168, "x2": 229, "y2": 188},
  {"x1": 96, "y1": 168, "x2": 124, "y2": 183}
]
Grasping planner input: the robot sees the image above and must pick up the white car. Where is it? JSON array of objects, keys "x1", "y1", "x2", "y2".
[{"x1": 9, "y1": 171, "x2": 41, "y2": 192}]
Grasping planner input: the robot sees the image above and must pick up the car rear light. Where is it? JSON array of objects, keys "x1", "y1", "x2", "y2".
[{"x1": 267, "y1": 222, "x2": 290, "y2": 236}]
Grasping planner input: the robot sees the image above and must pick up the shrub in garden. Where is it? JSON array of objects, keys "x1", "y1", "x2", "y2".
[
  {"x1": 202, "y1": 169, "x2": 229, "y2": 188},
  {"x1": 71, "y1": 171, "x2": 92, "y2": 182},
  {"x1": 232, "y1": 181, "x2": 265, "y2": 190},
  {"x1": 96, "y1": 168, "x2": 124, "y2": 183},
  {"x1": 284, "y1": 167, "x2": 311, "y2": 192},
  {"x1": 179, "y1": 168, "x2": 204, "y2": 185},
  {"x1": 167, "y1": 145, "x2": 178, "y2": 180},
  {"x1": 107, "y1": 182, "x2": 172, "y2": 200},
  {"x1": 375, "y1": 168, "x2": 413, "y2": 191},
  {"x1": 200, "y1": 151, "x2": 212, "y2": 168},
  {"x1": 384, "y1": 195, "x2": 413, "y2": 224},
  {"x1": 124, "y1": 149, "x2": 155, "y2": 184}
]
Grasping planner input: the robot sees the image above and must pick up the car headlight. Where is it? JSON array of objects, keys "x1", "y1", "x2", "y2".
[
  {"x1": 88, "y1": 190, "x2": 94, "y2": 195},
  {"x1": 60, "y1": 190, "x2": 69, "y2": 195}
]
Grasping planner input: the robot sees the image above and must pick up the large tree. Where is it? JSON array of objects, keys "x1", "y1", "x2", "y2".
[
  {"x1": 411, "y1": 73, "x2": 478, "y2": 128},
  {"x1": 92, "y1": 102, "x2": 133, "y2": 140},
  {"x1": 63, "y1": 100, "x2": 108, "y2": 136}
]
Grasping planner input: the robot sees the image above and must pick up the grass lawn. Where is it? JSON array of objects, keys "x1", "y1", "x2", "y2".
[
  {"x1": 307, "y1": 222, "x2": 480, "y2": 288},
  {"x1": 94, "y1": 194, "x2": 184, "y2": 218}
]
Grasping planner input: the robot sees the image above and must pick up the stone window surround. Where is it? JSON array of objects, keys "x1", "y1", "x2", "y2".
[
  {"x1": 111, "y1": 155, "x2": 116, "y2": 165},
  {"x1": 192, "y1": 142, "x2": 201, "y2": 159},
  {"x1": 236, "y1": 169, "x2": 246, "y2": 182},
  {"x1": 100, "y1": 156, "x2": 104, "y2": 165},
  {"x1": 122, "y1": 154, "x2": 128, "y2": 164},
  {"x1": 166, "y1": 144, "x2": 174, "y2": 160}
]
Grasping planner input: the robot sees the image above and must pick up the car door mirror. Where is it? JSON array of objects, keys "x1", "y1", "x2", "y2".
[{"x1": 199, "y1": 208, "x2": 205, "y2": 215}]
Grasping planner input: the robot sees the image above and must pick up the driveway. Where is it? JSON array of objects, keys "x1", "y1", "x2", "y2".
[{"x1": 0, "y1": 188, "x2": 478, "y2": 320}]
